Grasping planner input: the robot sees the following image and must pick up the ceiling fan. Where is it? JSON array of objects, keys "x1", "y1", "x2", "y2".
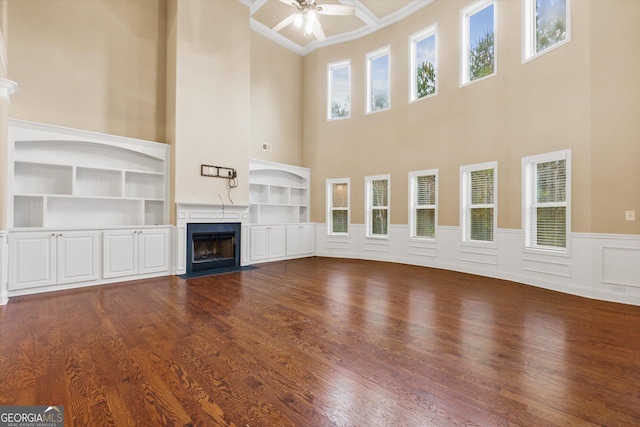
[{"x1": 272, "y1": 0, "x2": 356, "y2": 41}]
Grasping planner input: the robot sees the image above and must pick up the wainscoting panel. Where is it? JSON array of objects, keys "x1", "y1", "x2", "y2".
[
  {"x1": 602, "y1": 246, "x2": 640, "y2": 288},
  {"x1": 407, "y1": 243, "x2": 438, "y2": 259},
  {"x1": 315, "y1": 224, "x2": 640, "y2": 306},
  {"x1": 522, "y1": 257, "x2": 571, "y2": 278}
]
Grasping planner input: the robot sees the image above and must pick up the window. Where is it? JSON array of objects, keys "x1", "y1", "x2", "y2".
[
  {"x1": 327, "y1": 178, "x2": 350, "y2": 235},
  {"x1": 409, "y1": 24, "x2": 437, "y2": 102},
  {"x1": 327, "y1": 60, "x2": 351, "y2": 120},
  {"x1": 461, "y1": 0, "x2": 496, "y2": 85},
  {"x1": 523, "y1": 0, "x2": 570, "y2": 61},
  {"x1": 365, "y1": 175, "x2": 390, "y2": 237},
  {"x1": 409, "y1": 170, "x2": 438, "y2": 239},
  {"x1": 366, "y1": 46, "x2": 390, "y2": 114},
  {"x1": 461, "y1": 162, "x2": 497, "y2": 244},
  {"x1": 522, "y1": 150, "x2": 570, "y2": 252}
]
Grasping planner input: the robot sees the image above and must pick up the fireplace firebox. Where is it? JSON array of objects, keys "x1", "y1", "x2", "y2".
[{"x1": 186, "y1": 223, "x2": 241, "y2": 275}]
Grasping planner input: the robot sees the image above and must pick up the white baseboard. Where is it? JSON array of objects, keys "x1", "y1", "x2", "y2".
[{"x1": 315, "y1": 224, "x2": 640, "y2": 306}]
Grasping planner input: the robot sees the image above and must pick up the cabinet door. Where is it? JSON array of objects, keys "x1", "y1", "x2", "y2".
[
  {"x1": 103, "y1": 230, "x2": 138, "y2": 279},
  {"x1": 250, "y1": 226, "x2": 269, "y2": 261},
  {"x1": 139, "y1": 228, "x2": 170, "y2": 274},
  {"x1": 269, "y1": 226, "x2": 286, "y2": 259},
  {"x1": 8, "y1": 232, "x2": 57, "y2": 290},
  {"x1": 286, "y1": 225, "x2": 302, "y2": 256},
  {"x1": 57, "y1": 231, "x2": 100, "y2": 284},
  {"x1": 300, "y1": 224, "x2": 315, "y2": 255}
]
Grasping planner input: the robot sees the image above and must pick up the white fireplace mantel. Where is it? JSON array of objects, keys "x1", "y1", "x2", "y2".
[{"x1": 175, "y1": 203, "x2": 250, "y2": 274}]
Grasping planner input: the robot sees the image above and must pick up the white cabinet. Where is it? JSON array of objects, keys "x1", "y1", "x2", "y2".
[
  {"x1": 103, "y1": 228, "x2": 170, "y2": 279},
  {"x1": 286, "y1": 224, "x2": 315, "y2": 257},
  {"x1": 5, "y1": 120, "x2": 172, "y2": 299},
  {"x1": 250, "y1": 225, "x2": 286, "y2": 262},
  {"x1": 8, "y1": 231, "x2": 99, "y2": 290}
]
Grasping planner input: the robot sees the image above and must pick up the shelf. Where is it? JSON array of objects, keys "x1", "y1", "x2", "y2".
[
  {"x1": 76, "y1": 167, "x2": 123, "y2": 197},
  {"x1": 269, "y1": 186, "x2": 290, "y2": 205},
  {"x1": 14, "y1": 162, "x2": 72, "y2": 195},
  {"x1": 249, "y1": 159, "x2": 310, "y2": 224},
  {"x1": 14, "y1": 140, "x2": 164, "y2": 173},
  {"x1": 290, "y1": 187, "x2": 307, "y2": 205},
  {"x1": 144, "y1": 200, "x2": 165, "y2": 225},
  {"x1": 249, "y1": 183, "x2": 269, "y2": 204},
  {"x1": 47, "y1": 197, "x2": 143, "y2": 228},
  {"x1": 14, "y1": 196, "x2": 44, "y2": 227},
  {"x1": 10, "y1": 120, "x2": 170, "y2": 230},
  {"x1": 125, "y1": 171, "x2": 164, "y2": 199}
]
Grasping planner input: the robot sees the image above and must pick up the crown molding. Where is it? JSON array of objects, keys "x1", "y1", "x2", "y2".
[
  {"x1": 0, "y1": 79, "x2": 18, "y2": 103},
  {"x1": 243, "y1": 0, "x2": 434, "y2": 56}
]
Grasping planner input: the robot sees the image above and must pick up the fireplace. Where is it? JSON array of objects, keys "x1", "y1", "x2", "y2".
[{"x1": 186, "y1": 222, "x2": 241, "y2": 275}]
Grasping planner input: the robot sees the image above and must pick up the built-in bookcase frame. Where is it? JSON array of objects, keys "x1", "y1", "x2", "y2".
[{"x1": 8, "y1": 120, "x2": 170, "y2": 229}]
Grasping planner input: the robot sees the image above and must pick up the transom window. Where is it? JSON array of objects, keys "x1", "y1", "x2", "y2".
[
  {"x1": 522, "y1": 150, "x2": 571, "y2": 252},
  {"x1": 409, "y1": 170, "x2": 438, "y2": 239},
  {"x1": 461, "y1": 0, "x2": 496, "y2": 85},
  {"x1": 461, "y1": 162, "x2": 497, "y2": 244},
  {"x1": 365, "y1": 175, "x2": 390, "y2": 237},
  {"x1": 409, "y1": 24, "x2": 438, "y2": 102},
  {"x1": 326, "y1": 178, "x2": 350, "y2": 235},
  {"x1": 366, "y1": 46, "x2": 390, "y2": 114},
  {"x1": 523, "y1": 0, "x2": 570, "y2": 61},
  {"x1": 327, "y1": 60, "x2": 351, "y2": 120}
]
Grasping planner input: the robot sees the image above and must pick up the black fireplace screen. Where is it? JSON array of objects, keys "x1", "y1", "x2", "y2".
[{"x1": 186, "y1": 223, "x2": 241, "y2": 274}]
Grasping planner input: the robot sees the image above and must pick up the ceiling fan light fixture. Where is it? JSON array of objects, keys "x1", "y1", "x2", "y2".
[
  {"x1": 294, "y1": 13, "x2": 303, "y2": 28},
  {"x1": 304, "y1": 13, "x2": 314, "y2": 35}
]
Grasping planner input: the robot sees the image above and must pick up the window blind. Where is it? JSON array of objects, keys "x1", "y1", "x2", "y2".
[
  {"x1": 469, "y1": 168, "x2": 494, "y2": 242},
  {"x1": 534, "y1": 159, "x2": 566, "y2": 248},
  {"x1": 370, "y1": 178, "x2": 389, "y2": 235},
  {"x1": 415, "y1": 175, "x2": 436, "y2": 238},
  {"x1": 331, "y1": 182, "x2": 349, "y2": 234}
]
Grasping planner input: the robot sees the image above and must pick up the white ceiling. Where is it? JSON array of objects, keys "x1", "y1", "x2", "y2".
[{"x1": 239, "y1": 0, "x2": 434, "y2": 56}]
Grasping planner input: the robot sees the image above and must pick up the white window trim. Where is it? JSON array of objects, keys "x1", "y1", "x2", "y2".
[
  {"x1": 365, "y1": 174, "x2": 391, "y2": 239},
  {"x1": 365, "y1": 46, "x2": 391, "y2": 115},
  {"x1": 460, "y1": 0, "x2": 497, "y2": 87},
  {"x1": 327, "y1": 59, "x2": 351, "y2": 121},
  {"x1": 409, "y1": 24, "x2": 438, "y2": 103},
  {"x1": 460, "y1": 161, "x2": 498, "y2": 247},
  {"x1": 409, "y1": 169, "x2": 438, "y2": 241},
  {"x1": 522, "y1": 149, "x2": 571, "y2": 256},
  {"x1": 326, "y1": 178, "x2": 350, "y2": 236},
  {"x1": 522, "y1": 0, "x2": 571, "y2": 64}
]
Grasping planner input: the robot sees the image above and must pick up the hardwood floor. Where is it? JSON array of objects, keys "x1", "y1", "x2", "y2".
[{"x1": 1, "y1": 257, "x2": 640, "y2": 426}]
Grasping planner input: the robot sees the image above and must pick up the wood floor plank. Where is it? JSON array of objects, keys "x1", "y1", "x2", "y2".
[{"x1": 1, "y1": 257, "x2": 640, "y2": 426}]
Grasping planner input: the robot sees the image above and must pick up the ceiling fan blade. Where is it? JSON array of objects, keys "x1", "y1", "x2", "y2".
[
  {"x1": 313, "y1": 20, "x2": 326, "y2": 41},
  {"x1": 316, "y1": 4, "x2": 355, "y2": 16},
  {"x1": 272, "y1": 14, "x2": 296, "y2": 32},
  {"x1": 278, "y1": 0, "x2": 299, "y2": 7}
]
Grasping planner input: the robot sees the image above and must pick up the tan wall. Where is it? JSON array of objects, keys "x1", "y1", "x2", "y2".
[
  {"x1": 6, "y1": 0, "x2": 166, "y2": 142},
  {"x1": 0, "y1": 0, "x2": 8, "y2": 230},
  {"x1": 171, "y1": 0, "x2": 250, "y2": 207},
  {"x1": 589, "y1": 0, "x2": 640, "y2": 235},
  {"x1": 250, "y1": 32, "x2": 303, "y2": 166},
  {"x1": 303, "y1": 0, "x2": 597, "y2": 232}
]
